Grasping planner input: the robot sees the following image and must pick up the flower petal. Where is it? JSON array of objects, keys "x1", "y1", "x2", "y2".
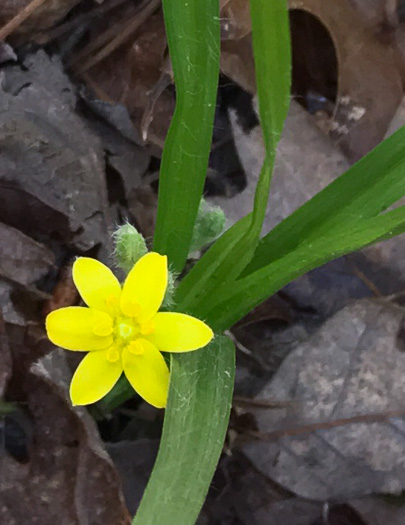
[
  {"x1": 152, "y1": 312, "x2": 213, "y2": 353},
  {"x1": 73, "y1": 257, "x2": 121, "y2": 314},
  {"x1": 121, "y1": 252, "x2": 168, "y2": 322},
  {"x1": 70, "y1": 349, "x2": 123, "y2": 405},
  {"x1": 46, "y1": 307, "x2": 113, "y2": 351},
  {"x1": 122, "y1": 339, "x2": 169, "y2": 408}
]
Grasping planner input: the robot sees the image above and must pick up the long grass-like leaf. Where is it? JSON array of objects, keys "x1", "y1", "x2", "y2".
[
  {"x1": 205, "y1": 207, "x2": 405, "y2": 330},
  {"x1": 134, "y1": 2, "x2": 232, "y2": 524},
  {"x1": 176, "y1": 0, "x2": 291, "y2": 312},
  {"x1": 132, "y1": 336, "x2": 235, "y2": 525},
  {"x1": 244, "y1": 125, "x2": 405, "y2": 275},
  {"x1": 153, "y1": 0, "x2": 220, "y2": 273}
]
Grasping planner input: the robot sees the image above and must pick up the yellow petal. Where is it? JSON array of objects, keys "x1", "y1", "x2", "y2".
[
  {"x1": 46, "y1": 307, "x2": 113, "y2": 351},
  {"x1": 73, "y1": 257, "x2": 121, "y2": 314},
  {"x1": 121, "y1": 252, "x2": 168, "y2": 322},
  {"x1": 70, "y1": 348, "x2": 123, "y2": 405},
  {"x1": 152, "y1": 312, "x2": 213, "y2": 353},
  {"x1": 122, "y1": 338, "x2": 169, "y2": 408}
]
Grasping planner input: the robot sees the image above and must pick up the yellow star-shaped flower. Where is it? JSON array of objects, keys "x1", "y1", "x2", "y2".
[{"x1": 46, "y1": 252, "x2": 213, "y2": 408}]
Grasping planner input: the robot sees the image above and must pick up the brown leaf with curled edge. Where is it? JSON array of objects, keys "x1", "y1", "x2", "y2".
[
  {"x1": 221, "y1": 34, "x2": 256, "y2": 94},
  {"x1": 218, "y1": 0, "x2": 403, "y2": 161},
  {"x1": 243, "y1": 299, "x2": 405, "y2": 501},
  {"x1": 2, "y1": 336, "x2": 131, "y2": 525},
  {"x1": 75, "y1": 3, "x2": 174, "y2": 148},
  {"x1": 220, "y1": 0, "x2": 251, "y2": 41},
  {"x1": 288, "y1": 0, "x2": 403, "y2": 161}
]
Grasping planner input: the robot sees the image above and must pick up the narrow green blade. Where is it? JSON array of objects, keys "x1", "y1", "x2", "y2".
[
  {"x1": 244, "y1": 125, "x2": 405, "y2": 275},
  {"x1": 206, "y1": 207, "x2": 405, "y2": 330},
  {"x1": 176, "y1": 0, "x2": 291, "y2": 311},
  {"x1": 153, "y1": 0, "x2": 220, "y2": 273},
  {"x1": 133, "y1": 336, "x2": 235, "y2": 525},
  {"x1": 134, "y1": 3, "x2": 233, "y2": 524}
]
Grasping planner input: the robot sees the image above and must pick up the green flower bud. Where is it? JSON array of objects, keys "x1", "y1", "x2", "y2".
[
  {"x1": 113, "y1": 223, "x2": 148, "y2": 272},
  {"x1": 190, "y1": 199, "x2": 226, "y2": 253}
]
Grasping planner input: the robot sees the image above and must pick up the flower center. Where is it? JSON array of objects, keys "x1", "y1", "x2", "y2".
[
  {"x1": 117, "y1": 322, "x2": 137, "y2": 340},
  {"x1": 110, "y1": 316, "x2": 155, "y2": 362}
]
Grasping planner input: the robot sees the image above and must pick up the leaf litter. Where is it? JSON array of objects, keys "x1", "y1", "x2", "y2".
[{"x1": 1, "y1": 1, "x2": 405, "y2": 524}]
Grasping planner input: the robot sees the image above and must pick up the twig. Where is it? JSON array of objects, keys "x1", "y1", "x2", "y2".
[
  {"x1": 74, "y1": 0, "x2": 161, "y2": 74},
  {"x1": 0, "y1": 0, "x2": 48, "y2": 41},
  {"x1": 348, "y1": 256, "x2": 382, "y2": 297},
  {"x1": 225, "y1": 330, "x2": 272, "y2": 371},
  {"x1": 36, "y1": 0, "x2": 129, "y2": 45},
  {"x1": 247, "y1": 408, "x2": 405, "y2": 441},
  {"x1": 233, "y1": 396, "x2": 292, "y2": 409}
]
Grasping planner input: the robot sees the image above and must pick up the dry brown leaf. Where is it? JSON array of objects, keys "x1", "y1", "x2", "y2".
[
  {"x1": 217, "y1": 0, "x2": 404, "y2": 160},
  {"x1": 0, "y1": 51, "x2": 113, "y2": 253},
  {"x1": 76, "y1": 4, "x2": 174, "y2": 147},
  {"x1": 1, "y1": 345, "x2": 131, "y2": 524},
  {"x1": 220, "y1": 0, "x2": 251, "y2": 41},
  {"x1": 288, "y1": 0, "x2": 403, "y2": 160},
  {"x1": 244, "y1": 299, "x2": 405, "y2": 501}
]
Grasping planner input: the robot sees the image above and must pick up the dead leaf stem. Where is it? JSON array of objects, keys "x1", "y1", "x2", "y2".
[{"x1": 0, "y1": 0, "x2": 48, "y2": 41}]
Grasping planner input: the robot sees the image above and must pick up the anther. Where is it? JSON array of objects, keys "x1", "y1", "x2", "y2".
[
  {"x1": 93, "y1": 323, "x2": 113, "y2": 337},
  {"x1": 127, "y1": 340, "x2": 145, "y2": 356},
  {"x1": 106, "y1": 347, "x2": 120, "y2": 362}
]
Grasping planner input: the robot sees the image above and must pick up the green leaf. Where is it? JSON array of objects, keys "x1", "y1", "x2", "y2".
[
  {"x1": 135, "y1": 3, "x2": 233, "y2": 524},
  {"x1": 175, "y1": 214, "x2": 252, "y2": 310},
  {"x1": 132, "y1": 336, "x2": 235, "y2": 525},
  {"x1": 205, "y1": 206, "x2": 405, "y2": 331},
  {"x1": 251, "y1": 0, "x2": 291, "y2": 147},
  {"x1": 175, "y1": 0, "x2": 291, "y2": 312},
  {"x1": 153, "y1": 0, "x2": 220, "y2": 273},
  {"x1": 244, "y1": 125, "x2": 405, "y2": 275}
]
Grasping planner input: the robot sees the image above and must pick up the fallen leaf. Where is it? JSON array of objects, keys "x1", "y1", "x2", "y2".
[
  {"x1": 210, "y1": 101, "x2": 349, "y2": 234},
  {"x1": 288, "y1": 0, "x2": 403, "y2": 161},
  {"x1": 75, "y1": 4, "x2": 173, "y2": 147},
  {"x1": 220, "y1": 0, "x2": 251, "y2": 41},
  {"x1": 0, "y1": 50, "x2": 113, "y2": 253},
  {"x1": 106, "y1": 439, "x2": 159, "y2": 515},
  {"x1": 244, "y1": 299, "x2": 405, "y2": 500},
  {"x1": 1, "y1": 337, "x2": 131, "y2": 524},
  {"x1": 350, "y1": 495, "x2": 405, "y2": 525},
  {"x1": 0, "y1": 313, "x2": 12, "y2": 396},
  {"x1": 0, "y1": 222, "x2": 54, "y2": 286}
]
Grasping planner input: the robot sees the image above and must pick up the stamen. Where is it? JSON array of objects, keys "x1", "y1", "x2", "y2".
[
  {"x1": 93, "y1": 323, "x2": 113, "y2": 337},
  {"x1": 106, "y1": 347, "x2": 120, "y2": 362},
  {"x1": 127, "y1": 340, "x2": 145, "y2": 356}
]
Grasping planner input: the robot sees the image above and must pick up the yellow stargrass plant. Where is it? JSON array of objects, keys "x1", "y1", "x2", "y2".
[
  {"x1": 41, "y1": 1, "x2": 405, "y2": 523},
  {"x1": 46, "y1": 252, "x2": 213, "y2": 408}
]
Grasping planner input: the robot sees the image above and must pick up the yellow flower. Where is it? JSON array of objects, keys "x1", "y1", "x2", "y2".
[{"x1": 46, "y1": 252, "x2": 213, "y2": 408}]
